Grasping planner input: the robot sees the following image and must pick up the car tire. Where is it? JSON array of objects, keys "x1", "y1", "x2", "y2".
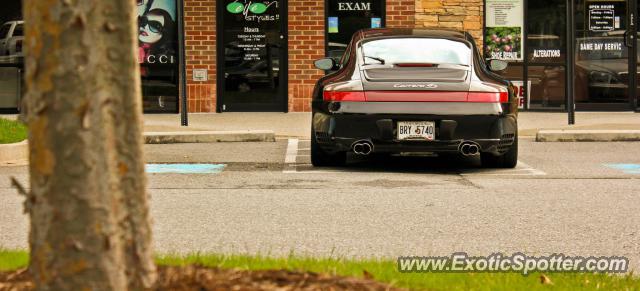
[
  {"x1": 311, "y1": 129, "x2": 347, "y2": 167},
  {"x1": 481, "y1": 136, "x2": 518, "y2": 169}
]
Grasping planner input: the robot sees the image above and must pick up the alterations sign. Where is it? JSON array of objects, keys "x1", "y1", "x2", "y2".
[{"x1": 485, "y1": 0, "x2": 524, "y2": 61}]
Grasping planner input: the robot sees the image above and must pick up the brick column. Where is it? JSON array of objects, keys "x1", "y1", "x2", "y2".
[
  {"x1": 387, "y1": 0, "x2": 416, "y2": 27},
  {"x1": 184, "y1": 0, "x2": 216, "y2": 112},
  {"x1": 287, "y1": 0, "x2": 325, "y2": 112}
]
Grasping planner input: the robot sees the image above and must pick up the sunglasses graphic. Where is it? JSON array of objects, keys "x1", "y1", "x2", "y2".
[{"x1": 139, "y1": 16, "x2": 164, "y2": 34}]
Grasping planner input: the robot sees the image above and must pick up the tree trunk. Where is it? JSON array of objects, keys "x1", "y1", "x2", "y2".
[{"x1": 22, "y1": 0, "x2": 156, "y2": 290}]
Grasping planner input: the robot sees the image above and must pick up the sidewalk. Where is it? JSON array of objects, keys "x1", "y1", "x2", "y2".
[
  {"x1": 144, "y1": 112, "x2": 640, "y2": 138},
  {"x1": 143, "y1": 113, "x2": 310, "y2": 138}
]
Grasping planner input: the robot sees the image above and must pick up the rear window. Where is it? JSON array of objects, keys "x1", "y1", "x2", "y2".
[
  {"x1": 361, "y1": 38, "x2": 471, "y2": 66},
  {"x1": 13, "y1": 24, "x2": 23, "y2": 37},
  {"x1": 0, "y1": 24, "x2": 11, "y2": 39}
]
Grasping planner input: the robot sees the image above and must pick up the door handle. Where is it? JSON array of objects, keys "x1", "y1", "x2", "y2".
[{"x1": 624, "y1": 30, "x2": 634, "y2": 48}]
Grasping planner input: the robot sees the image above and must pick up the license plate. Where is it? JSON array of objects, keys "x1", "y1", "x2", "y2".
[{"x1": 397, "y1": 121, "x2": 435, "y2": 141}]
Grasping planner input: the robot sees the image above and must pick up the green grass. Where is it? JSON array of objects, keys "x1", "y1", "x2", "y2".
[
  {"x1": 1, "y1": 250, "x2": 638, "y2": 290},
  {"x1": 0, "y1": 118, "x2": 27, "y2": 144},
  {"x1": 0, "y1": 249, "x2": 28, "y2": 271}
]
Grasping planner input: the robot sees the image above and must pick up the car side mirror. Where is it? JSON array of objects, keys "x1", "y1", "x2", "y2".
[
  {"x1": 488, "y1": 59, "x2": 508, "y2": 72},
  {"x1": 314, "y1": 58, "x2": 338, "y2": 71}
]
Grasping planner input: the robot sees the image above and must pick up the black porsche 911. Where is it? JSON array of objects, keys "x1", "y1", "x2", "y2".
[{"x1": 311, "y1": 28, "x2": 518, "y2": 168}]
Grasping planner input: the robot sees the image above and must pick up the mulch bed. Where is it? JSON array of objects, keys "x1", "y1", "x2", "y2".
[{"x1": 0, "y1": 266, "x2": 403, "y2": 291}]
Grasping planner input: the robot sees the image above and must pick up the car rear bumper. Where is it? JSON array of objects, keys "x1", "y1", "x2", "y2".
[{"x1": 313, "y1": 102, "x2": 517, "y2": 155}]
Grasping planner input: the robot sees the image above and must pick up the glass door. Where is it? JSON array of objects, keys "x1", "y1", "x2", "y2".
[
  {"x1": 574, "y1": 0, "x2": 635, "y2": 111},
  {"x1": 636, "y1": 0, "x2": 640, "y2": 111},
  {"x1": 218, "y1": 0, "x2": 287, "y2": 112}
]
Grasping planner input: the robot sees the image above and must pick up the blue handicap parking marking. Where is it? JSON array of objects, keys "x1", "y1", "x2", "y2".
[
  {"x1": 604, "y1": 164, "x2": 640, "y2": 174},
  {"x1": 146, "y1": 164, "x2": 226, "y2": 174}
]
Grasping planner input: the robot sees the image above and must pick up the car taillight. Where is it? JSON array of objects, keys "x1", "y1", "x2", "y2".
[
  {"x1": 467, "y1": 92, "x2": 509, "y2": 103},
  {"x1": 323, "y1": 91, "x2": 366, "y2": 102},
  {"x1": 323, "y1": 90, "x2": 508, "y2": 103}
]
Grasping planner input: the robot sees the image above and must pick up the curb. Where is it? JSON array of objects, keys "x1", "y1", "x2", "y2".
[
  {"x1": 144, "y1": 130, "x2": 276, "y2": 144},
  {"x1": 536, "y1": 130, "x2": 640, "y2": 142},
  {"x1": 0, "y1": 140, "x2": 28, "y2": 164}
]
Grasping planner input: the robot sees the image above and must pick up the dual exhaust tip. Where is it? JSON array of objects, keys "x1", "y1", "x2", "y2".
[
  {"x1": 459, "y1": 142, "x2": 480, "y2": 156},
  {"x1": 352, "y1": 140, "x2": 374, "y2": 156},
  {"x1": 352, "y1": 140, "x2": 479, "y2": 156}
]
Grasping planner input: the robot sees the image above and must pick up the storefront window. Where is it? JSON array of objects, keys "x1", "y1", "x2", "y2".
[
  {"x1": 0, "y1": 1, "x2": 23, "y2": 112},
  {"x1": 326, "y1": 0, "x2": 385, "y2": 61},
  {"x1": 1, "y1": 0, "x2": 181, "y2": 113},
  {"x1": 574, "y1": 0, "x2": 631, "y2": 109},
  {"x1": 137, "y1": 0, "x2": 180, "y2": 113},
  {"x1": 484, "y1": 0, "x2": 527, "y2": 108},
  {"x1": 527, "y1": 0, "x2": 567, "y2": 109},
  {"x1": 484, "y1": 0, "x2": 567, "y2": 110}
]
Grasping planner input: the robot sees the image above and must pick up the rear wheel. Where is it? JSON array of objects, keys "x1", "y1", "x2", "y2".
[
  {"x1": 311, "y1": 129, "x2": 347, "y2": 167},
  {"x1": 481, "y1": 136, "x2": 518, "y2": 168}
]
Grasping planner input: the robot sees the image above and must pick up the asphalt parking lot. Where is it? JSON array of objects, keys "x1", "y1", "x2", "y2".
[{"x1": 1, "y1": 138, "x2": 639, "y2": 270}]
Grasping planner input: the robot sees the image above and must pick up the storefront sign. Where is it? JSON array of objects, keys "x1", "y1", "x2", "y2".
[
  {"x1": 579, "y1": 41, "x2": 623, "y2": 51},
  {"x1": 224, "y1": 1, "x2": 281, "y2": 62},
  {"x1": 227, "y1": 1, "x2": 271, "y2": 14},
  {"x1": 588, "y1": 4, "x2": 618, "y2": 32},
  {"x1": 485, "y1": 0, "x2": 524, "y2": 61},
  {"x1": 511, "y1": 80, "x2": 531, "y2": 109},
  {"x1": 226, "y1": 0, "x2": 279, "y2": 23},
  {"x1": 338, "y1": 1, "x2": 372, "y2": 11},
  {"x1": 533, "y1": 49, "x2": 561, "y2": 58},
  {"x1": 237, "y1": 29, "x2": 267, "y2": 61}
]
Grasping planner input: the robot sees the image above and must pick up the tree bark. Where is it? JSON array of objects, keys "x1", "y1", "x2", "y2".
[{"x1": 22, "y1": 0, "x2": 156, "y2": 290}]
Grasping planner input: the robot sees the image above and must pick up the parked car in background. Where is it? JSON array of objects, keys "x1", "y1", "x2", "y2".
[
  {"x1": 0, "y1": 21, "x2": 24, "y2": 61},
  {"x1": 311, "y1": 28, "x2": 518, "y2": 168}
]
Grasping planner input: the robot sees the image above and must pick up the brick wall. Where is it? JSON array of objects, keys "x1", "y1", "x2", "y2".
[
  {"x1": 415, "y1": 0, "x2": 484, "y2": 47},
  {"x1": 184, "y1": 0, "x2": 216, "y2": 113}
]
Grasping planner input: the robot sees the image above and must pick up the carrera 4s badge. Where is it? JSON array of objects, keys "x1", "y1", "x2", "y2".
[{"x1": 393, "y1": 84, "x2": 439, "y2": 89}]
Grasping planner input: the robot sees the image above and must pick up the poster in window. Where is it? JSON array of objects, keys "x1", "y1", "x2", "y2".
[
  {"x1": 371, "y1": 17, "x2": 381, "y2": 28},
  {"x1": 136, "y1": 0, "x2": 177, "y2": 67},
  {"x1": 485, "y1": 0, "x2": 524, "y2": 61},
  {"x1": 328, "y1": 17, "x2": 339, "y2": 33}
]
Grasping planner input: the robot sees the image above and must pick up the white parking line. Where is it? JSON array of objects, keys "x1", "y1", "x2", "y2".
[
  {"x1": 460, "y1": 161, "x2": 547, "y2": 176},
  {"x1": 285, "y1": 139, "x2": 299, "y2": 164},
  {"x1": 517, "y1": 161, "x2": 547, "y2": 176},
  {"x1": 283, "y1": 139, "x2": 299, "y2": 173}
]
